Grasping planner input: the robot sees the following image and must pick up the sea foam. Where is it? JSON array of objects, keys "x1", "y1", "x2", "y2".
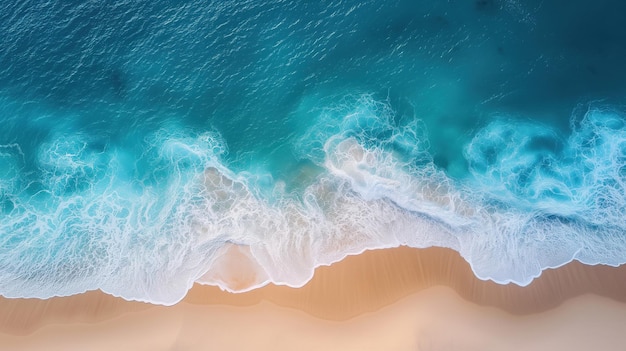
[{"x1": 1, "y1": 96, "x2": 626, "y2": 304}]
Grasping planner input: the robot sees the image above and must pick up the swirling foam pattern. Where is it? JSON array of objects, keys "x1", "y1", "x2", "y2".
[{"x1": 2, "y1": 0, "x2": 626, "y2": 303}]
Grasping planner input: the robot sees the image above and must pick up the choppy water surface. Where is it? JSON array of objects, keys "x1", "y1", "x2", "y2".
[{"x1": 1, "y1": 0, "x2": 626, "y2": 303}]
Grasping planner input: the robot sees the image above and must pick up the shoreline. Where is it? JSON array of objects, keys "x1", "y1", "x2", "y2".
[
  {"x1": 2, "y1": 246, "x2": 626, "y2": 337},
  {"x1": 186, "y1": 245, "x2": 626, "y2": 321}
]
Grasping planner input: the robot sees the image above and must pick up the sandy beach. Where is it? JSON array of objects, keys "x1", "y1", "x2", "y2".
[{"x1": 2, "y1": 246, "x2": 626, "y2": 350}]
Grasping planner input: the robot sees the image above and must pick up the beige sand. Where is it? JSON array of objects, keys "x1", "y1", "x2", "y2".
[
  {"x1": 2, "y1": 287, "x2": 626, "y2": 351},
  {"x1": 2, "y1": 246, "x2": 626, "y2": 350}
]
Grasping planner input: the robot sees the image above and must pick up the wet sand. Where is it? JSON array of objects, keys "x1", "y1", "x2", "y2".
[{"x1": 2, "y1": 246, "x2": 626, "y2": 350}]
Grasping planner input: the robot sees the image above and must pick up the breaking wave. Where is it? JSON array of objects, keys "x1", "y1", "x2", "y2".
[{"x1": 2, "y1": 96, "x2": 626, "y2": 304}]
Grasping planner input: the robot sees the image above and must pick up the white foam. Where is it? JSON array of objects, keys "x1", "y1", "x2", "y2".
[{"x1": 3, "y1": 98, "x2": 626, "y2": 304}]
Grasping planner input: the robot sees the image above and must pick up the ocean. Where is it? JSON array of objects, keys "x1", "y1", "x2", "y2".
[{"x1": 1, "y1": 0, "x2": 626, "y2": 304}]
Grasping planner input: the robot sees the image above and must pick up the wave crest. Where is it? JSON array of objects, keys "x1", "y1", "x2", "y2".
[{"x1": 2, "y1": 97, "x2": 626, "y2": 303}]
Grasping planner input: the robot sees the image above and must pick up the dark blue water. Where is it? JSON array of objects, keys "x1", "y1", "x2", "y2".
[{"x1": 1, "y1": 0, "x2": 626, "y2": 303}]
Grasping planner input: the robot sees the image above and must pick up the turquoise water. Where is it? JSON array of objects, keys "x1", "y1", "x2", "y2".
[{"x1": 2, "y1": 0, "x2": 626, "y2": 303}]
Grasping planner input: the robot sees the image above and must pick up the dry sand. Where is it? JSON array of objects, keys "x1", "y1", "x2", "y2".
[{"x1": 2, "y1": 246, "x2": 626, "y2": 350}]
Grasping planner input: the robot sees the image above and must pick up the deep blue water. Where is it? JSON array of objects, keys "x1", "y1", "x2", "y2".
[{"x1": 1, "y1": 0, "x2": 626, "y2": 303}]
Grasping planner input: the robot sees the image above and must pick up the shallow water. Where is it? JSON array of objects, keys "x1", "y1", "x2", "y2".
[{"x1": 1, "y1": 0, "x2": 626, "y2": 303}]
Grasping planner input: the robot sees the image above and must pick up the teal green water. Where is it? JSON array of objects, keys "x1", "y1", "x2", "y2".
[{"x1": 1, "y1": 0, "x2": 626, "y2": 303}]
